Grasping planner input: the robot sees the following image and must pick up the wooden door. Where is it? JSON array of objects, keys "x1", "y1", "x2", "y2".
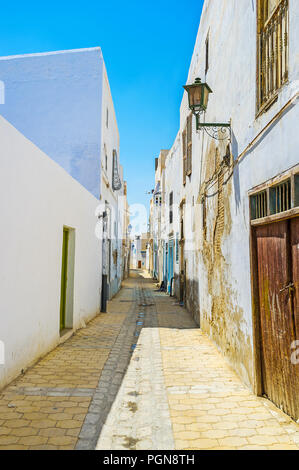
[
  {"x1": 179, "y1": 241, "x2": 185, "y2": 303},
  {"x1": 256, "y1": 218, "x2": 299, "y2": 420},
  {"x1": 291, "y1": 218, "x2": 299, "y2": 338}
]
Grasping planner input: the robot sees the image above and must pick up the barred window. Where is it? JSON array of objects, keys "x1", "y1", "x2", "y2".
[
  {"x1": 250, "y1": 190, "x2": 268, "y2": 220},
  {"x1": 257, "y1": 0, "x2": 289, "y2": 113},
  {"x1": 169, "y1": 191, "x2": 173, "y2": 225},
  {"x1": 182, "y1": 130, "x2": 187, "y2": 185},
  {"x1": 186, "y1": 114, "x2": 192, "y2": 176}
]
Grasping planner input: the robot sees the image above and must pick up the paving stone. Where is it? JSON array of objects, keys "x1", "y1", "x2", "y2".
[{"x1": 1, "y1": 271, "x2": 299, "y2": 451}]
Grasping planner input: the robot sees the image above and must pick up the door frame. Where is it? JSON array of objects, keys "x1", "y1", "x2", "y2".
[
  {"x1": 168, "y1": 239, "x2": 174, "y2": 294},
  {"x1": 250, "y1": 199, "x2": 299, "y2": 398},
  {"x1": 249, "y1": 164, "x2": 299, "y2": 395},
  {"x1": 59, "y1": 226, "x2": 75, "y2": 334}
]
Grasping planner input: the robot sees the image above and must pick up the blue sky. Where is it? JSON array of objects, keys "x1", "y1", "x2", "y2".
[{"x1": 0, "y1": 0, "x2": 204, "y2": 210}]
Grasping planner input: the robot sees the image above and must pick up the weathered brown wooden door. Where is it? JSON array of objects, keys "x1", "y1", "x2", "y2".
[{"x1": 256, "y1": 217, "x2": 299, "y2": 421}]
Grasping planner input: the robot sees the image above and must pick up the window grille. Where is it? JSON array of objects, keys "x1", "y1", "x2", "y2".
[
  {"x1": 257, "y1": 0, "x2": 289, "y2": 112},
  {"x1": 295, "y1": 174, "x2": 299, "y2": 208},
  {"x1": 205, "y1": 34, "x2": 209, "y2": 75},
  {"x1": 175, "y1": 233, "x2": 179, "y2": 263},
  {"x1": 186, "y1": 115, "x2": 192, "y2": 176},
  {"x1": 250, "y1": 190, "x2": 268, "y2": 220},
  {"x1": 182, "y1": 130, "x2": 187, "y2": 185},
  {"x1": 269, "y1": 179, "x2": 291, "y2": 214},
  {"x1": 169, "y1": 191, "x2": 173, "y2": 225}
]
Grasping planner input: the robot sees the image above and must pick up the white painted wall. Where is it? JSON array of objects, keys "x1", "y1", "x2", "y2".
[
  {"x1": 186, "y1": 0, "x2": 299, "y2": 387},
  {"x1": 100, "y1": 61, "x2": 124, "y2": 298},
  {"x1": 0, "y1": 116, "x2": 101, "y2": 390},
  {"x1": 150, "y1": 0, "x2": 299, "y2": 389}
]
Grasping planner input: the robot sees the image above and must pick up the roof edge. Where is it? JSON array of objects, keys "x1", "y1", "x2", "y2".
[{"x1": 0, "y1": 47, "x2": 103, "y2": 61}]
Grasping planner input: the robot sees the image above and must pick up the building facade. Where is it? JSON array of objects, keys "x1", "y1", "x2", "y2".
[
  {"x1": 0, "y1": 48, "x2": 129, "y2": 389},
  {"x1": 130, "y1": 233, "x2": 150, "y2": 270},
  {"x1": 149, "y1": 0, "x2": 299, "y2": 421}
]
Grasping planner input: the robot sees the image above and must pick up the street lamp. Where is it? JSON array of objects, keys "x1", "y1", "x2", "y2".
[
  {"x1": 183, "y1": 77, "x2": 231, "y2": 141},
  {"x1": 183, "y1": 77, "x2": 212, "y2": 113}
]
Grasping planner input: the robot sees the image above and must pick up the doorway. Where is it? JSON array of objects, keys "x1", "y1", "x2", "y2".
[
  {"x1": 168, "y1": 239, "x2": 174, "y2": 294},
  {"x1": 59, "y1": 227, "x2": 75, "y2": 334},
  {"x1": 254, "y1": 217, "x2": 299, "y2": 420}
]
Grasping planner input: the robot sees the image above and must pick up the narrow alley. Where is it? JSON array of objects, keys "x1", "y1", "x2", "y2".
[{"x1": 0, "y1": 271, "x2": 298, "y2": 451}]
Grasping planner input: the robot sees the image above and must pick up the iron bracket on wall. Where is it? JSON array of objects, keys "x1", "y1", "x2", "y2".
[{"x1": 195, "y1": 114, "x2": 231, "y2": 141}]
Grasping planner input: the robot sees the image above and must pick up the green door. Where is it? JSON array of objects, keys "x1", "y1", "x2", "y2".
[{"x1": 60, "y1": 228, "x2": 69, "y2": 331}]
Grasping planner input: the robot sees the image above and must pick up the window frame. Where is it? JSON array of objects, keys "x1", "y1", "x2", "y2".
[
  {"x1": 256, "y1": 0, "x2": 289, "y2": 115},
  {"x1": 249, "y1": 164, "x2": 299, "y2": 225}
]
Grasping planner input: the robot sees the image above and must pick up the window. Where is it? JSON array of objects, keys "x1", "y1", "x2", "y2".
[
  {"x1": 269, "y1": 179, "x2": 291, "y2": 214},
  {"x1": 257, "y1": 0, "x2": 289, "y2": 113},
  {"x1": 182, "y1": 115, "x2": 192, "y2": 184},
  {"x1": 250, "y1": 190, "x2": 268, "y2": 220},
  {"x1": 104, "y1": 144, "x2": 108, "y2": 171},
  {"x1": 112, "y1": 150, "x2": 122, "y2": 191},
  {"x1": 155, "y1": 195, "x2": 162, "y2": 206},
  {"x1": 186, "y1": 115, "x2": 192, "y2": 176},
  {"x1": 205, "y1": 34, "x2": 209, "y2": 75},
  {"x1": 106, "y1": 108, "x2": 109, "y2": 128},
  {"x1": 182, "y1": 130, "x2": 187, "y2": 185},
  {"x1": 295, "y1": 174, "x2": 299, "y2": 207},
  {"x1": 250, "y1": 171, "x2": 298, "y2": 221},
  {"x1": 175, "y1": 233, "x2": 179, "y2": 263},
  {"x1": 169, "y1": 191, "x2": 173, "y2": 225}
]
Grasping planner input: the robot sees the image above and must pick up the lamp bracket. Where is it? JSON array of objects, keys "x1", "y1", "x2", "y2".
[{"x1": 195, "y1": 114, "x2": 231, "y2": 141}]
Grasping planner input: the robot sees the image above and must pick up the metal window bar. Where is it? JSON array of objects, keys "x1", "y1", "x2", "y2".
[
  {"x1": 271, "y1": 179, "x2": 291, "y2": 214},
  {"x1": 258, "y1": 0, "x2": 288, "y2": 111},
  {"x1": 187, "y1": 115, "x2": 192, "y2": 175},
  {"x1": 251, "y1": 190, "x2": 268, "y2": 220},
  {"x1": 182, "y1": 130, "x2": 187, "y2": 185}
]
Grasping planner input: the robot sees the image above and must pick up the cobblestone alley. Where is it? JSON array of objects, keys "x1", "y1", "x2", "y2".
[{"x1": 0, "y1": 271, "x2": 299, "y2": 450}]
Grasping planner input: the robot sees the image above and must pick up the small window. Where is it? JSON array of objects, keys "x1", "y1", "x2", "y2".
[
  {"x1": 269, "y1": 179, "x2": 291, "y2": 214},
  {"x1": 186, "y1": 115, "x2": 192, "y2": 176},
  {"x1": 205, "y1": 34, "x2": 209, "y2": 75},
  {"x1": 182, "y1": 130, "x2": 187, "y2": 185},
  {"x1": 250, "y1": 190, "x2": 268, "y2": 220},
  {"x1": 295, "y1": 174, "x2": 299, "y2": 207},
  {"x1": 169, "y1": 191, "x2": 173, "y2": 225},
  {"x1": 169, "y1": 191, "x2": 173, "y2": 206},
  {"x1": 106, "y1": 108, "x2": 109, "y2": 128},
  {"x1": 175, "y1": 233, "x2": 179, "y2": 263}
]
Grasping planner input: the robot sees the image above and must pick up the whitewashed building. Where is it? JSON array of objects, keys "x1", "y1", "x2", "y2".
[
  {"x1": 130, "y1": 233, "x2": 150, "y2": 270},
  {"x1": 0, "y1": 48, "x2": 128, "y2": 390},
  {"x1": 149, "y1": 0, "x2": 299, "y2": 421}
]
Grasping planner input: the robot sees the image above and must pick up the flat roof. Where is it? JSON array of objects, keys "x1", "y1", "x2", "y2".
[{"x1": 0, "y1": 47, "x2": 102, "y2": 61}]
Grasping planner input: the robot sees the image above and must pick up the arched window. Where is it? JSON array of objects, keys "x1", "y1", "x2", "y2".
[{"x1": 257, "y1": 0, "x2": 288, "y2": 113}]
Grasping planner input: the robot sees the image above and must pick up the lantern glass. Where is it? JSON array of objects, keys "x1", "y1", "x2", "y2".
[
  {"x1": 184, "y1": 78, "x2": 212, "y2": 113},
  {"x1": 191, "y1": 86, "x2": 203, "y2": 111},
  {"x1": 202, "y1": 84, "x2": 210, "y2": 110}
]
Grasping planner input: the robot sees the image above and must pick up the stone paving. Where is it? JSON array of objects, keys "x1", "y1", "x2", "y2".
[
  {"x1": 1, "y1": 270, "x2": 299, "y2": 450},
  {"x1": 96, "y1": 271, "x2": 299, "y2": 451},
  {"x1": 0, "y1": 278, "x2": 134, "y2": 450}
]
